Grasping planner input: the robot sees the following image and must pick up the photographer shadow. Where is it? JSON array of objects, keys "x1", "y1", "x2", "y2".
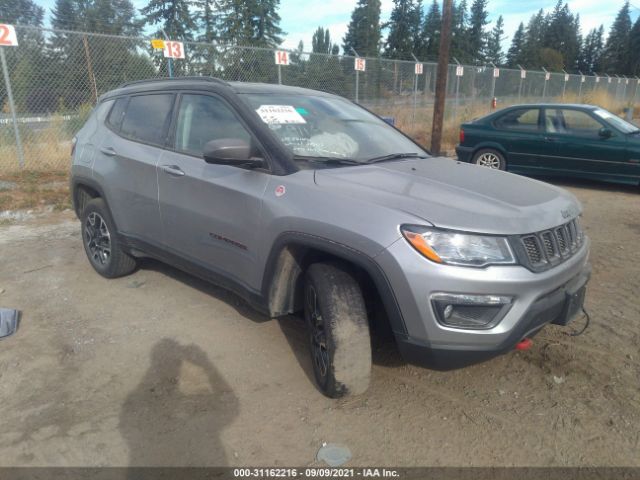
[{"x1": 119, "y1": 338, "x2": 239, "y2": 471}]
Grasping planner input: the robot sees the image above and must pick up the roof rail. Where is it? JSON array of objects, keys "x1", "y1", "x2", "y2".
[{"x1": 118, "y1": 76, "x2": 229, "y2": 89}]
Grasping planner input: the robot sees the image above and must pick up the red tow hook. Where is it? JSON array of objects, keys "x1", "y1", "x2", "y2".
[{"x1": 515, "y1": 338, "x2": 533, "y2": 351}]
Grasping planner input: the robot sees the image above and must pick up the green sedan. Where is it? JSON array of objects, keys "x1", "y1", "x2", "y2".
[{"x1": 456, "y1": 104, "x2": 640, "y2": 186}]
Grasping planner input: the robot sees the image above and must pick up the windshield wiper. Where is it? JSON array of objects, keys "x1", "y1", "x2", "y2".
[
  {"x1": 364, "y1": 152, "x2": 428, "y2": 164},
  {"x1": 293, "y1": 155, "x2": 362, "y2": 165}
]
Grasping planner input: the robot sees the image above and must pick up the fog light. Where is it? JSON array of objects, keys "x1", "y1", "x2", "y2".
[
  {"x1": 431, "y1": 293, "x2": 512, "y2": 330},
  {"x1": 443, "y1": 304, "x2": 453, "y2": 319}
]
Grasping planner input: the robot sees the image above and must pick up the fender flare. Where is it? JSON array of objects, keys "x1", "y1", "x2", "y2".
[{"x1": 262, "y1": 232, "x2": 408, "y2": 335}]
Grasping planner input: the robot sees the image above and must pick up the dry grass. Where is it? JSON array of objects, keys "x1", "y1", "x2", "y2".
[
  {"x1": 0, "y1": 170, "x2": 71, "y2": 212},
  {"x1": 0, "y1": 117, "x2": 72, "y2": 174}
]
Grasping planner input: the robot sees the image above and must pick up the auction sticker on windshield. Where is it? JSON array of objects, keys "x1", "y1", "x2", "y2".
[{"x1": 256, "y1": 105, "x2": 306, "y2": 125}]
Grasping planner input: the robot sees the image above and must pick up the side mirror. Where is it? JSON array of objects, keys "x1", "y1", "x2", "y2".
[
  {"x1": 599, "y1": 128, "x2": 613, "y2": 139},
  {"x1": 202, "y1": 138, "x2": 264, "y2": 168}
]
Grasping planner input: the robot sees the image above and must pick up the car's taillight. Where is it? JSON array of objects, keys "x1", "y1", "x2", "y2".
[
  {"x1": 459, "y1": 129, "x2": 465, "y2": 144},
  {"x1": 71, "y1": 137, "x2": 77, "y2": 157}
]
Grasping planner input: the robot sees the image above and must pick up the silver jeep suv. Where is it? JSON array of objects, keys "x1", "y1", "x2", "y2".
[{"x1": 71, "y1": 77, "x2": 590, "y2": 398}]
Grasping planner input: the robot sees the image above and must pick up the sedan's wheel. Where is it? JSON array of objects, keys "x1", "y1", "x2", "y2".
[
  {"x1": 81, "y1": 198, "x2": 137, "y2": 278},
  {"x1": 304, "y1": 262, "x2": 372, "y2": 398},
  {"x1": 473, "y1": 149, "x2": 506, "y2": 170}
]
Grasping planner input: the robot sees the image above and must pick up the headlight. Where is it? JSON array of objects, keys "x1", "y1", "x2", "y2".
[{"x1": 401, "y1": 225, "x2": 516, "y2": 267}]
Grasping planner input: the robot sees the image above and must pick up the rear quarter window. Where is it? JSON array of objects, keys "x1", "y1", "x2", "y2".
[
  {"x1": 106, "y1": 97, "x2": 128, "y2": 132},
  {"x1": 494, "y1": 109, "x2": 540, "y2": 132}
]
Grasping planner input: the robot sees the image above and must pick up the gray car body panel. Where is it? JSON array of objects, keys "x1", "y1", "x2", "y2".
[{"x1": 71, "y1": 79, "x2": 590, "y2": 369}]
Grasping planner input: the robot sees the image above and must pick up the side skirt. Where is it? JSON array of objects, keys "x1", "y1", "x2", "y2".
[{"x1": 119, "y1": 233, "x2": 270, "y2": 316}]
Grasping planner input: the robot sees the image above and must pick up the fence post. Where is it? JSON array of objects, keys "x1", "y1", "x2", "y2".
[
  {"x1": 542, "y1": 67, "x2": 548, "y2": 101},
  {"x1": 0, "y1": 47, "x2": 25, "y2": 169},
  {"x1": 562, "y1": 70, "x2": 568, "y2": 99},
  {"x1": 411, "y1": 54, "x2": 420, "y2": 124},
  {"x1": 578, "y1": 71, "x2": 584, "y2": 100},
  {"x1": 453, "y1": 57, "x2": 461, "y2": 119},
  {"x1": 350, "y1": 48, "x2": 360, "y2": 103},
  {"x1": 633, "y1": 77, "x2": 639, "y2": 107},
  {"x1": 517, "y1": 64, "x2": 524, "y2": 101},
  {"x1": 161, "y1": 29, "x2": 173, "y2": 77},
  {"x1": 489, "y1": 63, "x2": 496, "y2": 113},
  {"x1": 82, "y1": 35, "x2": 98, "y2": 104}
]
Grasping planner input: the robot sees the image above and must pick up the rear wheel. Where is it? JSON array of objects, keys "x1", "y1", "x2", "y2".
[
  {"x1": 472, "y1": 148, "x2": 506, "y2": 170},
  {"x1": 81, "y1": 198, "x2": 137, "y2": 278},
  {"x1": 304, "y1": 262, "x2": 372, "y2": 398}
]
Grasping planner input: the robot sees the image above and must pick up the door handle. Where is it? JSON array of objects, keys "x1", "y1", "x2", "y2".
[
  {"x1": 160, "y1": 164, "x2": 185, "y2": 177},
  {"x1": 544, "y1": 136, "x2": 558, "y2": 142},
  {"x1": 99, "y1": 146, "x2": 117, "y2": 156}
]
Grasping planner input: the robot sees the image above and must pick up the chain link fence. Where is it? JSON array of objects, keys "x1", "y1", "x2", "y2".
[{"x1": 1, "y1": 24, "x2": 639, "y2": 173}]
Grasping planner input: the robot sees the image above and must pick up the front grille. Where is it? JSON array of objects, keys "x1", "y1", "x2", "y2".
[{"x1": 516, "y1": 219, "x2": 584, "y2": 272}]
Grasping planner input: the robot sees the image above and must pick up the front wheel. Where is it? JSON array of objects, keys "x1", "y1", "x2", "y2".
[
  {"x1": 472, "y1": 148, "x2": 506, "y2": 170},
  {"x1": 304, "y1": 262, "x2": 372, "y2": 398}
]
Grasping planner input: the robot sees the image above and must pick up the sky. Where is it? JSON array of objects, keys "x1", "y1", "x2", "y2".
[{"x1": 33, "y1": 0, "x2": 638, "y2": 54}]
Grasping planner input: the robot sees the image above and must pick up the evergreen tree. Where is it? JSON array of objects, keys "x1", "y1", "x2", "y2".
[
  {"x1": 521, "y1": 9, "x2": 548, "y2": 68},
  {"x1": 215, "y1": 0, "x2": 283, "y2": 47},
  {"x1": 485, "y1": 15, "x2": 504, "y2": 66},
  {"x1": 506, "y1": 22, "x2": 526, "y2": 67},
  {"x1": 542, "y1": 1, "x2": 580, "y2": 69},
  {"x1": 51, "y1": 0, "x2": 79, "y2": 30},
  {"x1": 312, "y1": 27, "x2": 335, "y2": 54},
  {"x1": 343, "y1": 0, "x2": 382, "y2": 57},
  {"x1": 601, "y1": 1, "x2": 632, "y2": 73},
  {"x1": 384, "y1": 0, "x2": 422, "y2": 59},
  {"x1": 578, "y1": 26, "x2": 604, "y2": 73},
  {"x1": 417, "y1": 0, "x2": 441, "y2": 60},
  {"x1": 0, "y1": 0, "x2": 44, "y2": 25},
  {"x1": 194, "y1": 0, "x2": 217, "y2": 43},
  {"x1": 628, "y1": 18, "x2": 640, "y2": 75},
  {"x1": 253, "y1": 0, "x2": 284, "y2": 47},
  {"x1": 466, "y1": 0, "x2": 489, "y2": 63},
  {"x1": 141, "y1": 0, "x2": 196, "y2": 41},
  {"x1": 449, "y1": 0, "x2": 469, "y2": 62}
]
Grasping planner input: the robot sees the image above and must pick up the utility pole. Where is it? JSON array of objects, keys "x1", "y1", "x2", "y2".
[{"x1": 430, "y1": 0, "x2": 453, "y2": 155}]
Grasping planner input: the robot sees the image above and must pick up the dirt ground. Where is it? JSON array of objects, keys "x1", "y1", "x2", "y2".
[{"x1": 0, "y1": 176, "x2": 639, "y2": 467}]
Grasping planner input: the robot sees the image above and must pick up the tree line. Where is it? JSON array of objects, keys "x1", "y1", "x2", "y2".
[{"x1": 3, "y1": 0, "x2": 639, "y2": 72}]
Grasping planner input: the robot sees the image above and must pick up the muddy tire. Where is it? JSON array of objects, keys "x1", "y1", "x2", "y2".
[
  {"x1": 472, "y1": 148, "x2": 506, "y2": 170},
  {"x1": 304, "y1": 261, "x2": 372, "y2": 398},
  {"x1": 81, "y1": 198, "x2": 137, "y2": 278}
]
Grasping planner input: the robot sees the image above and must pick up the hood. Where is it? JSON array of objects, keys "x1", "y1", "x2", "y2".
[{"x1": 314, "y1": 157, "x2": 581, "y2": 235}]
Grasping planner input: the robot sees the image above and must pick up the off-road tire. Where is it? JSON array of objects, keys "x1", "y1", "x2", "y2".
[
  {"x1": 81, "y1": 198, "x2": 137, "y2": 278},
  {"x1": 304, "y1": 261, "x2": 372, "y2": 398},
  {"x1": 472, "y1": 148, "x2": 506, "y2": 170}
]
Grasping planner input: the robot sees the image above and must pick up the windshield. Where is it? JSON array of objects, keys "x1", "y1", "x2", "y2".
[
  {"x1": 239, "y1": 93, "x2": 428, "y2": 163},
  {"x1": 593, "y1": 108, "x2": 640, "y2": 133}
]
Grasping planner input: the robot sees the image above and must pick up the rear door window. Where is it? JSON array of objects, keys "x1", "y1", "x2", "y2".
[
  {"x1": 120, "y1": 93, "x2": 175, "y2": 146},
  {"x1": 494, "y1": 109, "x2": 540, "y2": 132}
]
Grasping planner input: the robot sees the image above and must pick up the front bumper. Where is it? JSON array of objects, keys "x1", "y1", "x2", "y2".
[
  {"x1": 455, "y1": 145, "x2": 474, "y2": 163},
  {"x1": 376, "y1": 235, "x2": 591, "y2": 370}
]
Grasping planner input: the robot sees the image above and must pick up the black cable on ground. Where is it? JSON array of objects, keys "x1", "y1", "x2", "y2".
[{"x1": 565, "y1": 306, "x2": 591, "y2": 337}]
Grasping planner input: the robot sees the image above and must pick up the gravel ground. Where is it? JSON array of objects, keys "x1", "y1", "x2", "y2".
[{"x1": 0, "y1": 176, "x2": 638, "y2": 467}]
